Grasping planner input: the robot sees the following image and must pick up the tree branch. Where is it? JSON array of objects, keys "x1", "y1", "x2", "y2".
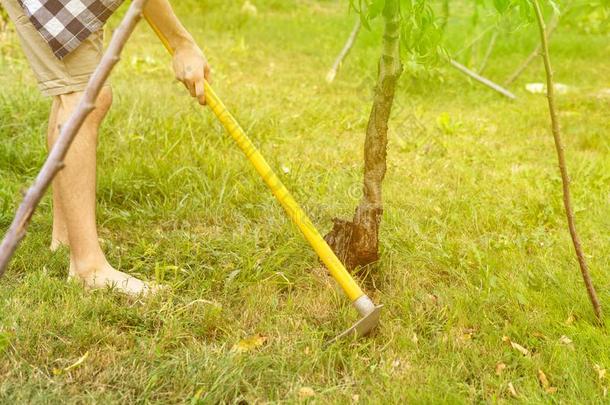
[
  {"x1": 326, "y1": 18, "x2": 361, "y2": 83},
  {"x1": 0, "y1": 0, "x2": 149, "y2": 276},
  {"x1": 504, "y1": 11, "x2": 559, "y2": 87},
  {"x1": 478, "y1": 31, "x2": 498, "y2": 74},
  {"x1": 532, "y1": 0, "x2": 603, "y2": 323}
]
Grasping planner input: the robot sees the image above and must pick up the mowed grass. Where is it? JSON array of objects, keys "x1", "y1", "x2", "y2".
[{"x1": 0, "y1": 0, "x2": 609, "y2": 402}]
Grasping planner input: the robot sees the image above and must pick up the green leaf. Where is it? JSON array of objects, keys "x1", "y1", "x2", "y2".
[{"x1": 493, "y1": 0, "x2": 511, "y2": 14}]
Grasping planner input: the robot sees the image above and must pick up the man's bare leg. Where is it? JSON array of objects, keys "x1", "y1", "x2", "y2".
[
  {"x1": 48, "y1": 87, "x2": 152, "y2": 295},
  {"x1": 48, "y1": 98, "x2": 69, "y2": 251}
]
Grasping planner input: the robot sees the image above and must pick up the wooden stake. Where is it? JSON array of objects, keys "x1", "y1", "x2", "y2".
[
  {"x1": 326, "y1": 18, "x2": 361, "y2": 83},
  {"x1": 450, "y1": 59, "x2": 516, "y2": 100},
  {"x1": 0, "y1": 0, "x2": 149, "y2": 276},
  {"x1": 532, "y1": 0, "x2": 603, "y2": 323}
]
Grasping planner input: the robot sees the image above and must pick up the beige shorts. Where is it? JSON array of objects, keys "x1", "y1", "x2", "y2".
[{"x1": 1, "y1": 0, "x2": 104, "y2": 96}]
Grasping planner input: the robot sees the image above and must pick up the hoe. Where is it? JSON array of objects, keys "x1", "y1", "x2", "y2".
[{"x1": 147, "y1": 19, "x2": 382, "y2": 342}]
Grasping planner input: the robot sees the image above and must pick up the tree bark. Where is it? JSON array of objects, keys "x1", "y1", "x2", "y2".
[
  {"x1": 532, "y1": 0, "x2": 603, "y2": 323},
  {"x1": 325, "y1": 0, "x2": 402, "y2": 270},
  {"x1": 0, "y1": 0, "x2": 149, "y2": 276},
  {"x1": 326, "y1": 18, "x2": 361, "y2": 83}
]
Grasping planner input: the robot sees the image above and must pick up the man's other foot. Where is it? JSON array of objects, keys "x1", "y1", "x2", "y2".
[{"x1": 69, "y1": 262, "x2": 157, "y2": 296}]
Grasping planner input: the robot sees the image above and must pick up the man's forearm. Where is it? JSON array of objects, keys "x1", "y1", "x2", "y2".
[{"x1": 143, "y1": 0, "x2": 195, "y2": 51}]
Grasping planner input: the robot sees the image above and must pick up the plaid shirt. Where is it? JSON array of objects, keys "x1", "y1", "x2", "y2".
[{"x1": 18, "y1": 0, "x2": 124, "y2": 59}]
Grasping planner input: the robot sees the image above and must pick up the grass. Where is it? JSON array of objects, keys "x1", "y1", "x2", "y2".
[{"x1": 0, "y1": 0, "x2": 609, "y2": 402}]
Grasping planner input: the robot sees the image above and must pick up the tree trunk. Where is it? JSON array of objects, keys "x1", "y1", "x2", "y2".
[
  {"x1": 532, "y1": 0, "x2": 603, "y2": 323},
  {"x1": 325, "y1": 0, "x2": 402, "y2": 271}
]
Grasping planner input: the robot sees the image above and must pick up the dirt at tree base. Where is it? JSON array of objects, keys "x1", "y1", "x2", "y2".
[{"x1": 324, "y1": 206, "x2": 382, "y2": 271}]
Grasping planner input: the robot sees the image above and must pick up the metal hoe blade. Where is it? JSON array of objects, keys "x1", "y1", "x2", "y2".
[{"x1": 328, "y1": 304, "x2": 383, "y2": 344}]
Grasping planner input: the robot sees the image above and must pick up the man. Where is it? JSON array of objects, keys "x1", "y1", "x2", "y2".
[{"x1": 0, "y1": 0, "x2": 211, "y2": 294}]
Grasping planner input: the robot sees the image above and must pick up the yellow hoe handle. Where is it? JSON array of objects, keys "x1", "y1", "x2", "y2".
[{"x1": 146, "y1": 18, "x2": 365, "y2": 302}]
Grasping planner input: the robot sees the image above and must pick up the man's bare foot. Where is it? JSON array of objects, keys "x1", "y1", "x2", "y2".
[{"x1": 69, "y1": 261, "x2": 157, "y2": 296}]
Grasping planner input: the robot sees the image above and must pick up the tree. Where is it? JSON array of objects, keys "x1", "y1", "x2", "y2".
[
  {"x1": 493, "y1": 0, "x2": 604, "y2": 322},
  {"x1": 325, "y1": 0, "x2": 441, "y2": 270},
  {"x1": 325, "y1": 0, "x2": 402, "y2": 270},
  {"x1": 328, "y1": 0, "x2": 605, "y2": 322},
  {"x1": 531, "y1": 0, "x2": 603, "y2": 322}
]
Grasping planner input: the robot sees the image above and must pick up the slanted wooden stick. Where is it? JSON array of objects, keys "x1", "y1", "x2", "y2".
[
  {"x1": 504, "y1": 11, "x2": 559, "y2": 87},
  {"x1": 0, "y1": 0, "x2": 149, "y2": 276},
  {"x1": 478, "y1": 31, "x2": 498, "y2": 74},
  {"x1": 326, "y1": 18, "x2": 361, "y2": 83},
  {"x1": 532, "y1": 0, "x2": 603, "y2": 323},
  {"x1": 450, "y1": 59, "x2": 516, "y2": 100}
]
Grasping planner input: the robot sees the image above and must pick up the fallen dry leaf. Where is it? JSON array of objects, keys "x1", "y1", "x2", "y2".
[
  {"x1": 532, "y1": 332, "x2": 547, "y2": 340},
  {"x1": 496, "y1": 363, "x2": 507, "y2": 376},
  {"x1": 231, "y1": 334, "x2": 268, "y2": 353},
  {"x1": 298, "y1": 387, "x2": 315, "y2": 399},
  {"x1": 538, "y1": 369, "x2": 549, "y2": 387},
  {"x1": 511, "y1": 342, "x2": 530, "y2": 356},
  {"x1": 594, "y1": 364, "x2": 607, "y2": 382},
  {"x1": 508, "y1": 382, "x2": 518, "y2": 398},
  {"x1": 64, "y1": 351, "x2": 89, "y2": 371},
  {"x1": 426, "y1": 294, "x2": 438, "y2": 305},
  {"x1": 502, "y1": 336, "x2": 530, "y2": 356},
  {"x1": 461, "y1": 328, "x2": 475, "y2": 341},
  {"x1": 52, "y1": 351, "x2": 89, "y2": 375},
  {"x1": 538, "y1": 369, "x2": 557, "y2": 394},
  {"x1": 411, "y1": 333, "x2": 419, "y2": 344},
  {"x1": 559, "y1": 335, "x2": 573, "y2": 345}
]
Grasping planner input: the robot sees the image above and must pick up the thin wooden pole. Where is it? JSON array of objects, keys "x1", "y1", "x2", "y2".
[
  {"x1": 326, "y1": 18, "x2": 361, "y2": 83},
  {"x1": 450, "y1": 59, "x2": 516, "y2": 100},
  {"x1": 0, "y1": 0, "x2": 149, "y2": 276},
  {"x1": 532, "y1": 0, "x2": 603, "y2": 323},
  {"x1": 478, "y1": 31, "x2": 498, "y2": 74}
]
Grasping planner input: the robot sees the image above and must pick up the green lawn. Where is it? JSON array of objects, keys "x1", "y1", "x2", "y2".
[{"x1": 0, "y1": 1, "x2": 609, "y2": 403}]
